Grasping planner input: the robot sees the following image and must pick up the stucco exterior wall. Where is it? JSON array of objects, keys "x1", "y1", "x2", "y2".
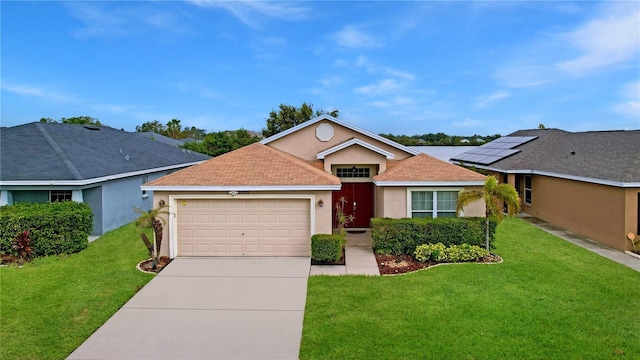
[
  {"x1": 153, "y1": 190, "x2": 333, "y2": 258},
  {"x1": 267, "y1": 120, "x2": 413, "y2": 162},
  {"x1": 523, "y1": 175, "x2": 629, "y2": 251},
  {"x1": 624, "y1": 189, "x2": 640, "y2": 246}
]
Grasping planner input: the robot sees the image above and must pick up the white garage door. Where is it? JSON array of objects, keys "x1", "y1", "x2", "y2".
[{"x1": 177, "y1": 198, "x2": 311, "y2": 257}]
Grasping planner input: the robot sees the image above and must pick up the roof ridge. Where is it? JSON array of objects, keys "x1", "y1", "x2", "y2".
[{"x1": 35, "y1": 123, "x2": 84, "y2": 180}]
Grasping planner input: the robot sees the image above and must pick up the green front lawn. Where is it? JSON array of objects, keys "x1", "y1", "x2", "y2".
[
  {"x1": 1, "y1": 223, "x2": 153, "y2": 360},
  {"x1": 301, "y1": 218, "x2": 640, "y2": 359}
]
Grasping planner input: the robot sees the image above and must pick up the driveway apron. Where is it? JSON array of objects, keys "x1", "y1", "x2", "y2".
[{"x1": 68, "y1": 257, "x2": 310, "y2": 360}]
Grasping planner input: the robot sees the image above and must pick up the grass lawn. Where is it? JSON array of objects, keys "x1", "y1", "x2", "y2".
[
  {"x1": 1, "y1": 223, "x2": 154, "y2": 360},
  {"x1": 301, "y1": 218, "x2": 640, "y2": 359}
]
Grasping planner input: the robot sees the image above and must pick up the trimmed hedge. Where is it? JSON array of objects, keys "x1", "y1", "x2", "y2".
[
  {"x1": 0, "y1": 202, "x2": 93, "y2": 257},
  {"x1": 311, "y1": 234, "x2": 345, "y2": 262},
  {"x1": 371, "y1": 217, "x2": 497, "y2": 255}
]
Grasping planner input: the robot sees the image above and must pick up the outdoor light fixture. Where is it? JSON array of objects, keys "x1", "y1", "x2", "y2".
[
  {"x1": 318, "y1": 199, "x2": 324, "y2": 207},
  {"x1": 229, "y1": 191, "x2": 238, "y2": 197}
]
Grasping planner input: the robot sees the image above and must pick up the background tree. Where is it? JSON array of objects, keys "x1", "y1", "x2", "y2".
[
  {"x1": 135, "y1": 119, "x2": 206, "y2": 140},
  {"x1": 181, "y1": 129, "x2": 259, "y2": 157},
  {"x1": 455, "y1": 176, "x2": 521, "y2": 251},
  {"x1": 135, "y1": 120, "x2": 165, "y2": 134},
  {"x1": 39, "y1": 116, "x2": 102, "y2": 126},
  {"x1": 262, "y1": 102, "x2": 339, "y2": 138}
]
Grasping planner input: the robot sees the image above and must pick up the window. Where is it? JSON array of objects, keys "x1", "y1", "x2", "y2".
[
  {"x1": 50, "y1": 190, "x2": 72, "y2": 202},
  {"x1": 336, "y1": 167, "x2": 370, "y2": 178},
  {"x1": 524, "y1": 176, "x2": 532, "y2": 205},
  {"x1": 410, "y1": 190, "x2": 458, "y2": 218}
]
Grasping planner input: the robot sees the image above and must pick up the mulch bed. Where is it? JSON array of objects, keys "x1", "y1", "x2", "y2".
[
  {"x1": 138, "y1": 256, "x2": 172, "y2": 273},
  {"x1": 375, "y1": 253, "x2": 502, "y2": 275}
]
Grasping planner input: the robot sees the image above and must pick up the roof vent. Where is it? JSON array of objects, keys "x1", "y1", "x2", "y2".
[{"x1": 83, "y1": 126, "x2": 101, "y2": 131}]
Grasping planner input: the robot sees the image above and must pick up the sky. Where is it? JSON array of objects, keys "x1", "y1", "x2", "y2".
[{"x1": 2, "y1": 1, "x2": 639, "y2": 136}]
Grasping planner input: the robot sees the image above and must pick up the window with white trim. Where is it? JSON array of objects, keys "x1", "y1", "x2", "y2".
[
  {"x1": 410, "y1": 190, "x2": 458, "y2": 218},
  {"x1": 524, "y1": 176, "x2": 532, "y2": 205},
  {"x1": 50, "y1": 190, "x2": 72, "y2": 203}
]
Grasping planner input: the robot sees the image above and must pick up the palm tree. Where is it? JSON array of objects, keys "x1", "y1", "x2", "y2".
[
  {"x1": 134, "y1": 204, "x2": 169, "y2": 269},
  {"x1": 456, "y1": 176, "x2": 521, "y2": 251}
]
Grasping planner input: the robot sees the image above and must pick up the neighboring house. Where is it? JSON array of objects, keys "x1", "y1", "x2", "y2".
[
  {"x1": 0, "y1": 122, "x2": 210, "y2": 235},
  {"x1": 451, "y1": 128, "x2": 640, "y2": 251},
  {"x1": 143, "y1": 115, "x2": 486, "y2": 258},
  {"x1": 411, "y1": 146, "x2": 477, "y2": 162},
  {"x1": 134, "y1": 132, "x2": 201, "y2": 147}
]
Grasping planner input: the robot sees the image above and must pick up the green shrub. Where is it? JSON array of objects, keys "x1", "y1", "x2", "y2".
[
  {"x1": 371, "y1": 217, "x2": 497, "y2": 255},
  {"x1": 414, "y1": 243, "x2": 489, "y2": 263},
  {"x1": 414, "y1": 243, "x2": 447, "y2": 262},
  {"x1": 0, "y1": 202, "x2": 93, "y2": 257},
  {"x1": 311, "y1": 234, "x2": 345, "y2": 262}
]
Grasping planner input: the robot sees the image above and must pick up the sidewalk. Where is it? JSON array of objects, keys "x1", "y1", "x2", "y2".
[
  {"x1": 310, "y1": 230, "x2": 380, "y2": 276},
  {"x1": 521, "y1": 216, "x2": 640, "y2": 273}
]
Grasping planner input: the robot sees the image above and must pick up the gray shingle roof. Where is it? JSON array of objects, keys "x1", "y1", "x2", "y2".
[
  {"x1": 1, "y1": 122, "x2": 210, "y2": 181},
  {"x1": 453, "y1": 129, "x2": 640, "y2": 184}
]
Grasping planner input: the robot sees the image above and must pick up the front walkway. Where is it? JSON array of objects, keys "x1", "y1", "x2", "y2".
[
  {"x1": 310, "y1": 229, "x2": 380, "y2": 276},
  {"x1": 522, "y1": 216, "x2": 640, "y2": 273}
]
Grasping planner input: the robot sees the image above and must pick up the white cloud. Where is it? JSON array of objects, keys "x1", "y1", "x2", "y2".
[
  {"x1": 354, "y1": 78, "x2": 402, "y2": 96},
  {"x1": 1, "y1": 82, "x2": 77, "y2": 103},
  {"x1": 64, "y1": 2, "x2": 189, "y2": 38},
  {"x1": 319, "y1": 76, "x2": 343, "y2": 88},
  {"x1": 557, "y1": 2, "x2": 640, "y2": 74},
  {"x1": 473, "y1": 90, "x2": 511, "y2": 108},
  {"x1": 497, "y1": 2, "x2": 640, "y2": 88},
  {"x1": 332, "y1": 26, "x2": 380, "y2": 48},
  {"x1": 190, "y1": 1, "x2": 309, "y2": 28},
  {"x1": 614, "y1": 81, "x2": 640, "y2": 117}
]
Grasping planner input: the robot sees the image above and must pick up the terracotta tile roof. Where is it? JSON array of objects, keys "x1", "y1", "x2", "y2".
[
  {"x1": 145, "y1": 143, "x2": 341, "y2": 187},
  {"x1": 374, "y1": 154, "x2": 486, "y2": 182}
]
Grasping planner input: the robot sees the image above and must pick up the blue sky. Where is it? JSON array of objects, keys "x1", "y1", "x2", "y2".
[{"x1": 2, "y1": 1, "x2": 639, "y2": 136}]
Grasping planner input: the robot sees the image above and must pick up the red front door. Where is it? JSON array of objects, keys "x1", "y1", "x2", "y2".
[{"x1": 332, "y1": 182, "x2": 374, "y2": 228}]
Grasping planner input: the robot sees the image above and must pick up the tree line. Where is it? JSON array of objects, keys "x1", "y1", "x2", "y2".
[{"x1": 39, "y1": 102, "x2": 500, "y2": 157}]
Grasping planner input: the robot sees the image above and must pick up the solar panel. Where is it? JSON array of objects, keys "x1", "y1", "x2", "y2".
[{"x1": 451, "y1": 136, "x2": 537, "y2": 165}]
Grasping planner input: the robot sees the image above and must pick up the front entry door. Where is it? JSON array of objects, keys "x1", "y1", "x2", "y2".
[{"x1": 332, "y1": 183, "x2": 374, "y2": 228}]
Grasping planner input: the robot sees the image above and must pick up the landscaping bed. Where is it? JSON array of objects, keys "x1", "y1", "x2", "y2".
[{"x1": 375, "y1": 253, "x2": 502, "y2": 275}]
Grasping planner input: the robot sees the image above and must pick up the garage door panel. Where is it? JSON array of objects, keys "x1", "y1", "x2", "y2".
[{"x1": 177, "y1": 199, "x2": 310, "y2": 257}]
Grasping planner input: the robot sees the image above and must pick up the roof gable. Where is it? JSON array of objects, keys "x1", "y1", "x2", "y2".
[
  {"x1": 0, "y1": 122, "x2": 210, "y2": 182},
  {"x1": 374, "y1": 154, "x2": 485, "y2": 185},
  {"x1": 260, "y1": 115, "x2": 419, "y2": 158},
  {"x1": 144, "y1": 143, "x2": 341, "y2": 190},
  {"x1": 317, "y1": 138, "x2": 395, "y2": 160}
]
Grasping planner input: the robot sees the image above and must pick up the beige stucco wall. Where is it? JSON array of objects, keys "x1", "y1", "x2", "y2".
[
  {"x1": 521, "y1": 175, "x2": 631, "y2": 251},
  {"x1": 152, "y1": 190, "x2": 332, "y2": 257},
  {"x1": 624, "y1": 189, "x2": 640, "y2": 250},
  {"x1": 267, "y1": 120, "x2": 413, "y2": 162},
  {"x1": 324, "y1": 145, "x2": 387, "y2": 174}
]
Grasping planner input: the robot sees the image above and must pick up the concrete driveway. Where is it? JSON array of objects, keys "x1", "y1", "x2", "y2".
[{"x1": 68, "y1": 257, "x2": 310, "y2": 360}]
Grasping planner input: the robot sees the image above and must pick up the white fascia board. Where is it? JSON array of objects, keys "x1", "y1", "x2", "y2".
[
  {"x1": 317, "y1": 138, "x2": 395, "y2": 160},
  {"x1": 450, "y1": 162, "x2": 640, "y2": 188},
  {"x1": 373, "y1": 180, "x2": 485, "y2": 187},
  {"x1": 142, "y1": 185, "x2": 342, "y2": 192},
  {"x1": 0, "y1": 162, "x2": 204, "y2": 187},
  {"x1": 260, "y1": 114, "x2": 420, "y2": 156}
]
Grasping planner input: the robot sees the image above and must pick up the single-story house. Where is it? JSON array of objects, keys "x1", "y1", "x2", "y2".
[
  {"x1": 143, "y1": 115, "x2": 487, "y2": 258},
  {"x1": 451, "y1": 128, "x2": 640, "y2": 251},
  {"x1": 0, "y1": 122, "x2": 210, "y2": 235}
]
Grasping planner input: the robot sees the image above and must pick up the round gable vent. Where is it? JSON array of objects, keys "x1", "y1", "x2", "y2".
[{"x1": 316, "y1": 123, "x2": 334, "y2": 142}]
